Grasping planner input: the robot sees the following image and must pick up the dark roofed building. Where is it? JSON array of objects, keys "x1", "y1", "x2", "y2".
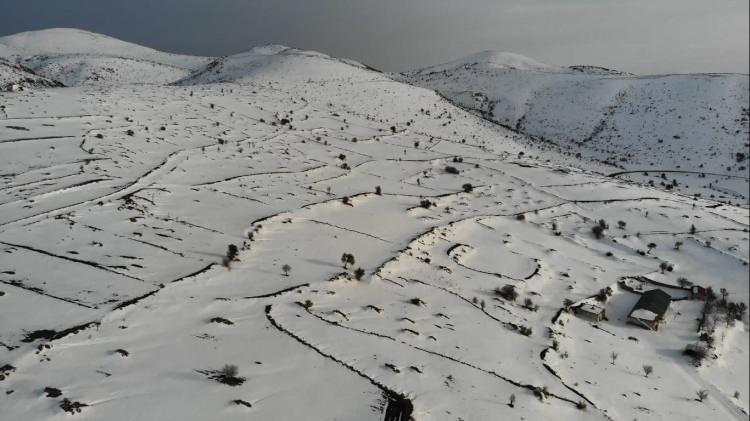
[{"x1": 627, "y1": 288, "x2": 671, "y2": 331}]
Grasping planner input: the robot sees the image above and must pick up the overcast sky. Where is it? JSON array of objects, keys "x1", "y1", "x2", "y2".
[{"x1": 1, "y1": 0, "x2": 747, "y2": 74}]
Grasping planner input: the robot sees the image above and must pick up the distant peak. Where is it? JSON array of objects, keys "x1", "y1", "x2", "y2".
[
  {"x1": 462, "y1": 51, "x2": 551, "y2": 69},
  {"x1": 245, "y1": 44, "x2": 292, "y2": 55},
  {"x1": 409, "y1": 50, "x2": 556, "y2": 75},
  {"x1": 0, "y1": 28, "x2": 115, "y2": 49},
  {"x1": 0, "y1": 27, "x2": 210, "y2": 70}
]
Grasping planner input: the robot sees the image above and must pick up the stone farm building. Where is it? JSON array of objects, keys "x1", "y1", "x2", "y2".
[
  {"x1": 628, "y1": 289, "x2": 671, "y2": 331},
  {"x1": 574, "y1": 303, "x2": 606, "y2": 322}
]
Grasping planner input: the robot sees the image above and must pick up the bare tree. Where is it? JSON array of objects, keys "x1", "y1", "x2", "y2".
[
  {"x1": 341, "y1": 253, "x2": 355, "y2": 268},
  {"x1": 643, "y1": 365, "x2": 653, "y2": 378},
  {"x1": 220, "y1": 364, "x2": 238, "y2": 378},
  {"x1": 660, "y1": 261, "x2": 669, "y2": 273},
  {"x1": 282, "y1": 264, "x2": 291, "y2": 276},
  {"x1": 227, "y1": 244, "x2": 239, "y2": 261},
  {"x1": 610, "y1": 351, "x2": 618, "y2": 365},
  {"x1": 677, "y1": 277, "x2": 692, "y2": 288},
  {"x1": 696, "y1": 389, "x2": 709, "y2": 402}
]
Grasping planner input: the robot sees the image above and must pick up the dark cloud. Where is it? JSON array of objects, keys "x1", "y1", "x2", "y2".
[{"x1": 1, "y1": 0, "x2": 747, "y2": 74}]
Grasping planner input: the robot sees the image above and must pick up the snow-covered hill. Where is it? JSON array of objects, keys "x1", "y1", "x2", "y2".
[
  {"x1": 0, "y1": 28, "x2": 210, "y2": 70},
  {"x1": 401, "y1": 53, "x2": 750, "y2": 206},
  {"x1": 0, "y1": 29, "x2": 211, "y2": 86},
  {"x1": 0, "y1": 30, "x2": 748, "y2": 421},
  {"x1": 177, "y1": 44, "x2": 378, "y2": 85}
]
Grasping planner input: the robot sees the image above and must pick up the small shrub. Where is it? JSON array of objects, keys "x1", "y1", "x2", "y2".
[
  {"x1": 410, "y1": 297, "x2": 425, "y2": 306},
  {"x1": 595, "y1": 288, "x2": 609, "y2": 303},
  {"x1": 496, "y1": 285, "x2": 519, "y2": 302},
  {"x1": 44, "y1": 387, "x2": 62, "y2": 398},
  {"x1": 210, "y1": 364, "x2": 246, "y2": 386},
  {"x1": 209, "y1": 317, "x2": 234, "y2": 325},
  {"x1": 233, "y1": 399, "x2": 252, "y2": 408},
  {"x1": 684, "y1": 343, "x2": 709, "y2": 364},
  {"x1": 444, "y1": 166, "x2": 459, "y2": 174},
  {"x1": 659, "y1": 261, "x2": 671, "y2": 273},
  {"x1": 60, "y1": 398, "x2": 88, "y2": 414},
  {"x1": 696, "y1": 389, "x2": 709, "y2": 402},
  {"x1": 533, "y1": 386, "x2": 548, "y2": 401},
  {"x1": 523, "y1": 298, "x2": 538, "y2": 311}
]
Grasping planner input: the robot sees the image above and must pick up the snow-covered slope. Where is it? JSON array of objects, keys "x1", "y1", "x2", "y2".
[
  {"x1": 0, "y1": 29, "x2": 211, "y2": 86},
  {"x1": 0, "y1": 58, "x2": 63, "y2": 90},
  {"x1": 19, "y1": 54, "x2": 191, "y2": 87},
  {"x1": 0, "y1": 30, "x2": 748, "y2": 421},
  {"x1": 401, "y1": 53, "x2": 750, "y2": 206},
  {"x1": 177, "y1": 44, "x2": 378, "y2": 85}
]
